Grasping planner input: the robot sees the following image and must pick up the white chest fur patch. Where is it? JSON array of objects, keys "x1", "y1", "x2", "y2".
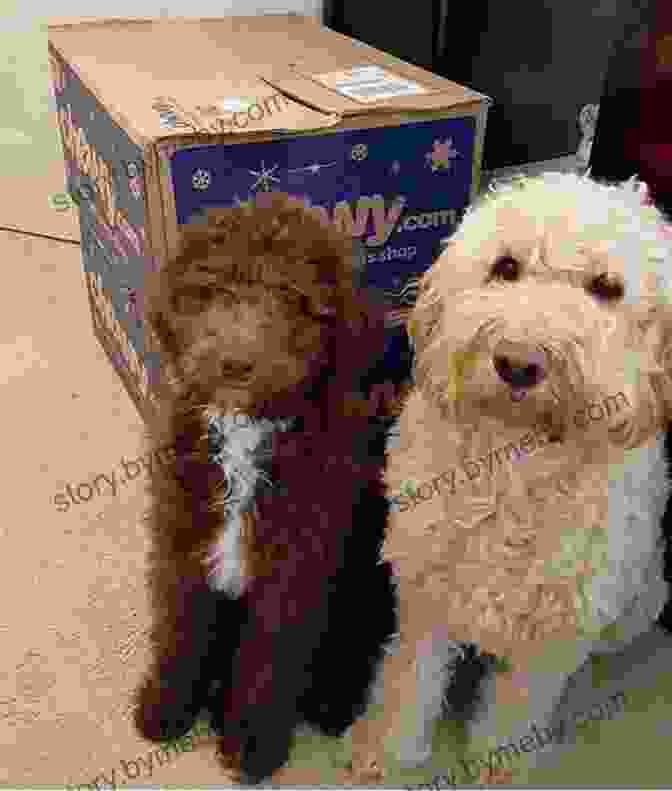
[{"x1": 203, "y1": 413, "x2": 293, "y2": 597}]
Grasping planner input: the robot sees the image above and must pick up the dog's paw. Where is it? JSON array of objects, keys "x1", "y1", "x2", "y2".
[
  {"x1": 134, "y1": 677, "x2": 201, "y2": 743},
  {"x1": 236, "y1": 715, "x2": 295, "y2": 785},
  {"x1": 302, "y1": 699, "x2": 364, "y2": 738}
]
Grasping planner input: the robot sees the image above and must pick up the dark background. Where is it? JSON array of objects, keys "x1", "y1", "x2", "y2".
[{"x1": 326, "y1": 0, "x2": 634, "y2": 171}]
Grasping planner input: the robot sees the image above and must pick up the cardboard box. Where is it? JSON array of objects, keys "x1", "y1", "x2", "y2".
[{"x1": 47, "y1": 13, "x2": 490, "y2": 424}]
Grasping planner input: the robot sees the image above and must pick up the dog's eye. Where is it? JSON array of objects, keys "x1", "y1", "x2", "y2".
[
  {"x1": 490, "y1": 256, "x2": 521, "y2": 282},
  {"x1": 586, "y1": 273, "x2": 624, "y2": 301}
]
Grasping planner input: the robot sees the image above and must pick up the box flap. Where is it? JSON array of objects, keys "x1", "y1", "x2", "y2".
[
  {"x1": 145, "y1": 91, "x2": 341, "y2": 138},
  {"x1": 256, "y1": 21, "x2": 489, "y2": 115},
  {"x1": 47, "y1": 15, "x2": 345, "y2": 142},
  {"x1": 259, "y1": 65, "x2": 487, "y2": 116},
  {"x1": 48, "y1": 14, "x2": 488, "y2": 144}
]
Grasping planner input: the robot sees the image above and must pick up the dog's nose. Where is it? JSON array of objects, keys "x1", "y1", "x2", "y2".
[
  {"x1": 493, "y1": 341, "x2": 547, "y2": 389},
  {"x1": 220, "y1": 361, "x2": 255, "y2": 380}
]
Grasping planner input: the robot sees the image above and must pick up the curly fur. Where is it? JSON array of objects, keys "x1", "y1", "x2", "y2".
[
  {"x1": 134, "y1": 192, "x2": 397, "y2": 784},
  {"x1": 351, "y1": 173, "x2": 672, "y2": 777}
]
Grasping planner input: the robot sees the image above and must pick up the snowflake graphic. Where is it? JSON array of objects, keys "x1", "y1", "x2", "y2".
[
  {"x1": 249, "y1": 161, "x2": 281, "y2": 192},
  {"x1": 351, "y1": 144, "x2": 368, "y2": 161},
  {"x1": 426, "y1": 138, "x2": 460, "y2": 172},
  {"x1": 192, "y1": 169, "x2": 212, "y2": 191}
]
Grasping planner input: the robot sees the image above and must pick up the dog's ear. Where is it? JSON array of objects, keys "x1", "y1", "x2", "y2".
[
  {"x1": 407, "y1": 273, "x2": 444, "y2": 361},
  {"x1": 632, "y1": 180, "x2": 672, "y2": 423},
  {"x1": 407, "y1": 270, "x2": 445, "y2": 399},
  {"x1": 645, "y1": 287, "x2": 672, "y2": 425}
]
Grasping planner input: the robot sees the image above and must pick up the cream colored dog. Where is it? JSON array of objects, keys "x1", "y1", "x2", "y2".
[{"x1": 352, "y1": 173, "x2": 672, "y2": 783}]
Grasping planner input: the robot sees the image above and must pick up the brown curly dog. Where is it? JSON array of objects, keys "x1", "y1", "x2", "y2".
[{"x1": 133, "y1": 192, "x2": 398, "y2": 784}]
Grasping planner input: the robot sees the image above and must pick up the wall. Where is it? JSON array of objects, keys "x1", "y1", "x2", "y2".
[
  {"x1": 457, "y1": 0, "x2": 630, "y2": 169},
  {"x1": 330, "y1": 0, "x2": 632, "y2": 170}
]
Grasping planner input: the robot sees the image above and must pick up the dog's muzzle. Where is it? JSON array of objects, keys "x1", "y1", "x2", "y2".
[{"x1": 492, "y1": 340, "x2": 549, "y2": 399}]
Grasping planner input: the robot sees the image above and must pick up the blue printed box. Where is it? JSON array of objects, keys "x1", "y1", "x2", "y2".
[{"x1": 48, "y1": 14, "x2": 489, "y2": 423}]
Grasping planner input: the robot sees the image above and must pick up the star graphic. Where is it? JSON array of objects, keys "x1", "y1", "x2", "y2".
[
  {"x1": 249, "y1": 161, "x2": 281, "y2": 191},
  {"x1": 426, "y1": 139, "x2": 460, "y2": 172},
  {"x1": 287, "y1": 162, "x2": 338, "y2": 176}
]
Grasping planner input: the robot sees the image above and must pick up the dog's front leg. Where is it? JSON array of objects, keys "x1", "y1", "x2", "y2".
[
  {"x1": 212, "y1": 443, "x2": 362, "y2": 783},
  {"x1": 134, "y1": 571, "x2": 223, "y2": 743},
  {"x1": 397, "y1": 631, "x2": 466, "y2": 767},
  {"x1": 349, "y1": 626, "x2": 459, "y2": 780},
  {"x1": 212, "y1": 575, "x2": 329, "y2": 785},
  {"x1": 135, "y1": 443, "x2": 245, "y2": 745},
  {"x1": 467, "y1": 645, "x2": 592, "y2": 780}
]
